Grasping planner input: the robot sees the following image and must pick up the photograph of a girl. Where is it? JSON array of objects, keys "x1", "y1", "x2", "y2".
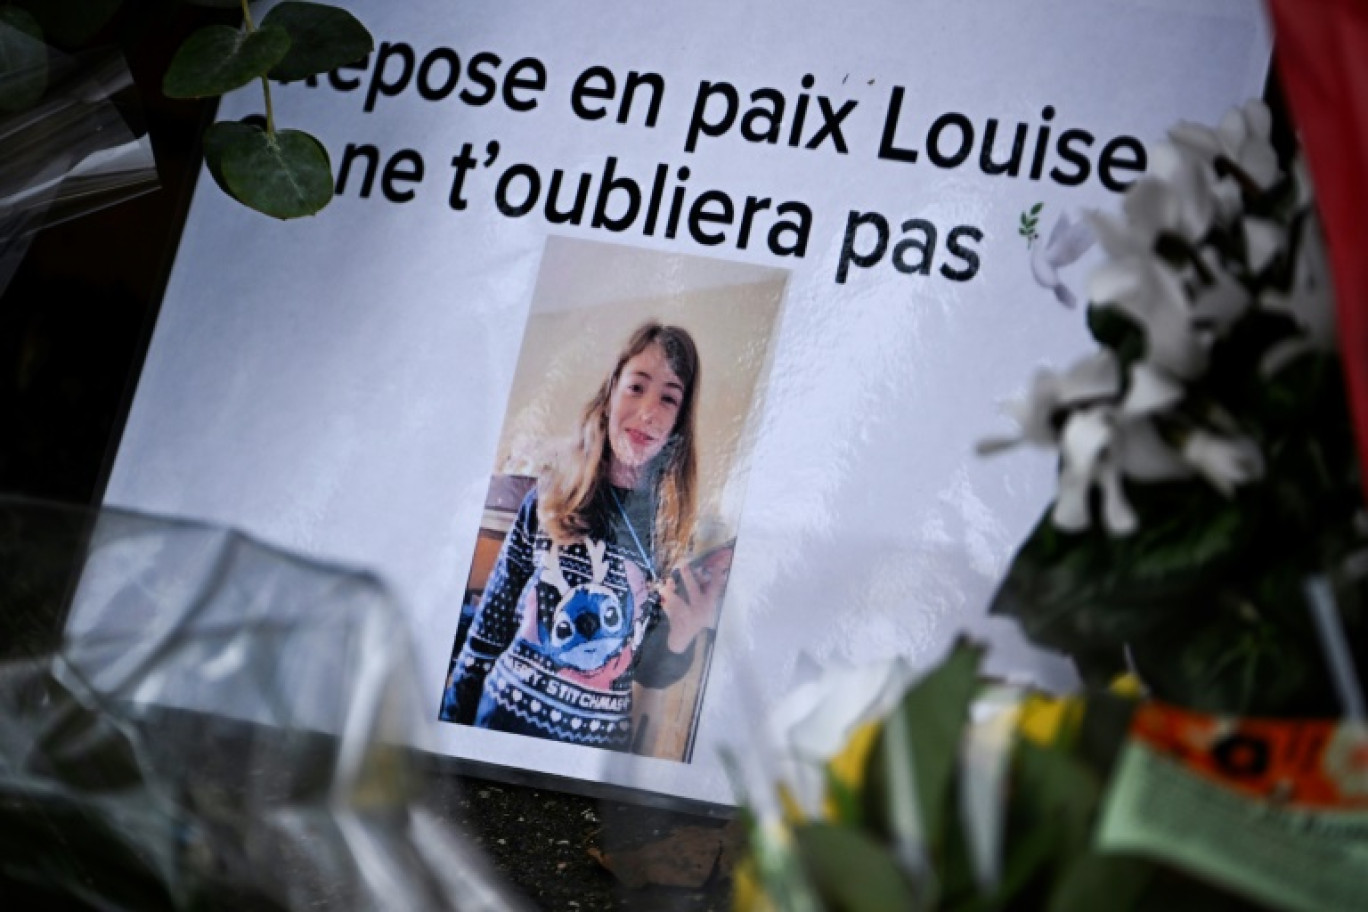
[{"x1": 440, "y1": 322, "x2": 734, "y2": 753}]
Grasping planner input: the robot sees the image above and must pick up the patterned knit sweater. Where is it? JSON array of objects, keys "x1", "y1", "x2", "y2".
[{"x1": 440, "y1": 488, "x2": 694, "y2": 751}]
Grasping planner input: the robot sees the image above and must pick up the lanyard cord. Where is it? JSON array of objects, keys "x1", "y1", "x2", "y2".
[{"x1": 609, "y1": 487, "x2": 656, "y2": 581}]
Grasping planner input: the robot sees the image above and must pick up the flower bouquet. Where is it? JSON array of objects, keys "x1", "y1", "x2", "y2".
[{"x1": 983, "y1": 100, "x2": 1366, "y2": 716}]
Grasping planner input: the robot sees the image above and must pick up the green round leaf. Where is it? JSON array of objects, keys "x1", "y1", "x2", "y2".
[
  {"x1": 163, "y1": 24, "x2": 291, "y2": 99},
  {"x1": 202, "y1": 119, "x2": 260, "y2": 197},
  {"x1": 0, "y1": 6, "x2": 47, "y2": 112},
  {"x1": 219, "y1": 126, "x2": 334, "y2": 219},
  {"x1": 262, "y1": 2, "x2": 373, "y2": 82}
]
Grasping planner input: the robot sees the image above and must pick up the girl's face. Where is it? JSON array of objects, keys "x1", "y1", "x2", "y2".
[{"x1": 607, "y1": 343, "x2": 685, "y2": 486}]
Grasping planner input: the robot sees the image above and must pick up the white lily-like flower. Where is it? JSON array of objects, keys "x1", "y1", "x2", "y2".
[
  {"x1": 1089, "y1": 253, "x2": 1210, "y2": 379},
  {"x1": 1260, "y1": 210, "x2": 1336, "y2": 373},
  {"x1": 1030, "y1": 210, "x2": 1096, "y2": 307},
  {"x1": 1180, "y1": 429, "x2": 1265, "y2": 495},
  {"x1": 1049, "y1": 362, "x2": 1195, "y2": 535},
  {"x1": 1170, "y1": 99, "x2": 1281, "y2": 193},
  {"x1": 978, "y1": 352, "x2": 1119, "y2": 454},
  {"x1": 1054, "y1": 407, "x2": 1136, "y2": 534},
  {"x1": 1190, "y1": 251, "x2": 1251, "y2": 335}
]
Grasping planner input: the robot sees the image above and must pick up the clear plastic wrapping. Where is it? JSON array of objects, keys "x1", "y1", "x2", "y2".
[{"x1": 0, "y1": 497, "x2": 521, "y2": 911}]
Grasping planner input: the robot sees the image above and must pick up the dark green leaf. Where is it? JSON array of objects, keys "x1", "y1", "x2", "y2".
[
  {"x1": 219, "y1": 126, "x2": 333, "y2": 218},
  {"x1": 202, "y1": 119, "x2": 259, "y2": 197},
  {"x1": 863, "y1": 642, "x2": 981, "y2": 861},
  {"x1": 183, "y1": 0, "x2": 249, "y2": 7},
  {"x1": 163, "y1": 23, "x2": 290, "y2": 98},
  {"x1": 793, "y1": 823, "x2": 921, "y2": 912},
  {"x1": 1047, "y1": 853, "x2": 1153, "y2": 912},
  {"x1": 262, "y1": 1, "x2": 373, "y2": 81},
  {"x1": 1030, "y1": 202, "x2": 1044, "y2": 215},
  {"x1": 0, "y1": 6, "x2": 47, "y2": 112}
]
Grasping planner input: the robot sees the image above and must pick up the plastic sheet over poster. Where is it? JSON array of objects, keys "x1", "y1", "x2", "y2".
[{"x1": 97, "y1": 0, "x2": 1271, "y2": 804}]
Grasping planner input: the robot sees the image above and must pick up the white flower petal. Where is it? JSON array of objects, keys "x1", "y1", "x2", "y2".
[
  {"x1": 1115, "y1": 419, "x2": 1191, "y2": 481},
  {"x1": 1121, "y1": 363, "x2": 1184, "y2": 415},
  {"x1": 1060, "y1": 409, "x2": 1112, "y2": 474},
  {"x1": 1052, "y1": 472, "x2": 1092, "y2": 531},
  {"x1": 1239, "y1": 139, "x2": 1280, "y2": 190},
  {"x1": 1100, "y1": 464, "x2": 1138, "y2": 535},
  {"x1": 1243, "y1": 216, "x2": 1285, "y2": 273},
  {"x1": 1181, "y1": 430, "x2": 1265, "y2": 495},
  {"x1": 1088, "y1": 259, "x2": 1147, "y2": 307},
  {"x1": 1060, "y1": 352, "x2": 1122, "y2": 404}
]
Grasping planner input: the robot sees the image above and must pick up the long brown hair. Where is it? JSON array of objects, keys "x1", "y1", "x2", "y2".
[{"x1": 539, "y1": 322, "x2": 700, "y2": 575}]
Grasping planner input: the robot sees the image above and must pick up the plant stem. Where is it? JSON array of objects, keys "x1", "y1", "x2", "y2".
[{"x1": 238, "y1": 0, "x2": 277, "y2": 136}]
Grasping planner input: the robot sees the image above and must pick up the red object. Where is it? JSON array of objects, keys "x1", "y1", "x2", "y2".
[{"x1": 1267, "y1": 0, "x2": 1368, "y2": 491}]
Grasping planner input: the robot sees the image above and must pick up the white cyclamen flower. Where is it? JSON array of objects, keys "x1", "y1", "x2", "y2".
[
  {"x1": 1089, "y1": 253, "x2": 1210, "y2": 380},
  {"x1": 1180, "y1": 429, "x2": 1265, "y2": 495},
  {"x1": 978, "y1": 352, "x2": 1120, "y2": 454},
  {"x1": 1030, "y1": 210, "x2": 1096, "y2": 307},
  {"x1": 1169, "y1": 99, "x2": 1281, "y2": 192},
  {"x1": 1260, "y1": 209, "x2": 1336, "y2": 373}
]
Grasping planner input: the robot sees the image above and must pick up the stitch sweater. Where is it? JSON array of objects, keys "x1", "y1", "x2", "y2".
[{"x1": 441, "y1": 488, "x2": 695, "y2": 751}]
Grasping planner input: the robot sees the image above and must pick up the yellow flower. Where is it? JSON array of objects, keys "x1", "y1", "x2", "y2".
[{"x1": 1016, "y1": 693, "x2": 1084, "y2": 747}]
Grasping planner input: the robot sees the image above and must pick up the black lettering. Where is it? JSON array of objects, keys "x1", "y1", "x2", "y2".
[
  {"x1": 416, "y1": 47, "x2": 460, "y2": 101},
  {"x1": 572, "y1": 65, "x2": 614, "y2": 120},
  {"x1": 689, "y1": 190, "x2": 734, "y2": 246},
  {"x1": 836, "y1": 210, "x2": 887, "y2": 283},
  {"x1": 878, "y1": 86, "x2": 918, "y2": 163},
  {"x1": 364, "y1": 42, "x2": 415, "y2": 113},
  {"x1": 927, "y1": 112, "x2": 973, "y2": 169},
  {"x1": 502, "y1": 57, "x2": 547, "y2": 112},
  {"x1": 1099, "y1": 135, "x2": 1147, "y2": 192},
  {"x1": 737, "y1": 196, "x2": 772, "y2": 249},
  {"x1": 336, "y1": 143, "x2": 380, "y2": 197},
  {"x1": 892, "y1": 219, "x2": 936, "y2": 274},
  {"x1": 741, "y1": 89, "x2": 784, "y2": 144},
  {"x1": 495, "y1": 164, "x2": 540, "y2": 217},
  {"x1": 620, "y1": 71, "x2": 664, "y2": 127},
  {"x1": 545, "y1": 169, "x2": 591, "y2": 224},
  {"x1": 329, "y1": 56, "x2": 367, "y2": 92},
  {"x1": 686, "y1": 81, "x2": 738, "y2": 153},
  {"x1": 805, "y1": 97, "x2": 856, "y2": 153},
  {"x1": 979, "y1": 118, "x2": 1028, "y2": 177},
  {"x1": 769, "y1": 201, "x2": 811, "y2": 257},
  {"x1": 460, "y1": 51, "x2": 501, "y2": 106},
  {"x1": 941, "y1": 225, "x2": 983, "y2": 282},
  {"x1": 591, "y1": 156, "x2": 640, "y2": 231},
  {"x1": 381, "y1": 149, "x2": 424, "y2": 202},
  {"x1": 1029, "y1": 106, "x2": 1056, "y2": 180},
  {"x1": 1049, "y1": 129, "x2": 1094, "y2": 186}
]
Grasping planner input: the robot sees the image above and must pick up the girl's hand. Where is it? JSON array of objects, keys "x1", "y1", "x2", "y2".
[{"x1": 659, "y1": 544, "x2": 734, "y2": 652}]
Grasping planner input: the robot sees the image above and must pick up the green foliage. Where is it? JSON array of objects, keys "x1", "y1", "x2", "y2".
[
  {"x1": 162, "y1": 23, "x2": 291, "y2": 98},
  {"x1": 1018, "y1": 202, "x2": 1043, "y2": 247},
  {"x1": 213, "y1": 124, "x2": 333, "y2": 219},
  {"x1": 792, "y1": 823, "x2": 922, "y2": 912},
  {"x1": 262, "y1": 2, "x2": 373, "y2": 82},
  {"x1": 0, "y1": 5, "x2": 46, "y2": 112},
  {"x1": 0, "y1": 0, "x2": 372, "y2": 219},
  {"x1": 863, "y1": 641, "x2": 982, "y2": 864}
]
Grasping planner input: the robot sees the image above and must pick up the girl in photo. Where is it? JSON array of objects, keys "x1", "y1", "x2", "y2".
[{"x1": 441, "y1": 322, "x2": 729, "y2": 752}]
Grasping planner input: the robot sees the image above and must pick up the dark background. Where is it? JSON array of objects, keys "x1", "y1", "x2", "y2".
[{"x1": 0, "y1": 2, "x2": 733, "y2": 908}]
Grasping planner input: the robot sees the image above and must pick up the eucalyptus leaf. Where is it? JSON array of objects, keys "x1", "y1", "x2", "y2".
[
  {"x1": 219, "y1": 126, "x2": 334, "y2": 218},
  {"x1": 202, "y1": 119, "x2": 259, "y2": 197},
  {"x1": 0, "y1": 6, "x2": 47, "y2": 112},
  {"x1": 793, "y1": 823, "x2": 920, "y2": 912},
  {"x1": 1046, "y1": 853, "x2": 1153, "y2": 912},
  {"x1": 163, "y1": 23, "x2": 290, "y2": 99},
  {"x1": 262, "y1": 1, "x2": 373, "y2": 82}
]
